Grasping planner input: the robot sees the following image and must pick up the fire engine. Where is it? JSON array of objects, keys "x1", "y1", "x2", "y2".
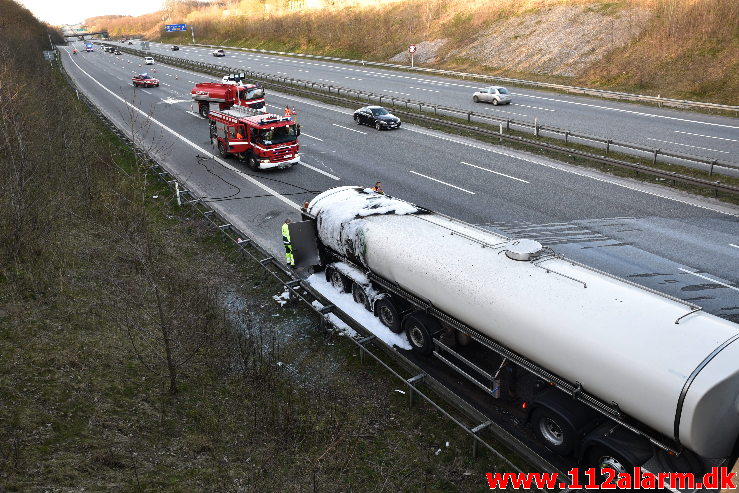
[
  {"x1": 208, "y1": 109, "x2": 300, "y2": 171},
  {"x1": 191, "y1": 77, "x2": 265, "y2": 117}
]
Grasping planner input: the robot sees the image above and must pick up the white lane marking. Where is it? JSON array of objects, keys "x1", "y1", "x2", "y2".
[
  {"x1": 141, "y1": 89, "x2": 152, "y2": 95},
  {"x1": 678, "y1": 268, "x2": 739, "y2": 293},
  {"x1": 301, "y1": 162, "x2": 339, "y2": 180},
  {"x1": 64, "y1": 49, "x2": 301, "y2": 212},
  {"x1": 673, "y1": 130, "x2": 738, "y2": 142},
  {"x1": 645, "y1": 138, "x2": 729, "y2": 154},
  {"x1": 332, "y1": 123, "x2": 367, "y2": 135},
  {"x1": 514, "y1": 104, "x2": 555, "y2": 112},
  {"x1": 186, "y1": 111, "x2": 205, "y2": 119},
  {"x1": 409, "y1": 170, "x2": 475, "y2": 195},
  {"x1": 520, "y1": 94, "x2": 739, "y2": 130},
  {"x1": 460, "y1": 161, "x2": 529, "y2": 183},
  {"x1": 730, "y1": 243, "x2": 739, "y2": 249},
  {"x1": 301, "y1": 133, "x2": 324, "y2": 141}
]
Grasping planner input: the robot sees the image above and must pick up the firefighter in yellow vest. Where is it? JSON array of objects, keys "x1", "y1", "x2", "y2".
[{"x1": 282, "y1": 218, "x2": 294, "y2": 266}]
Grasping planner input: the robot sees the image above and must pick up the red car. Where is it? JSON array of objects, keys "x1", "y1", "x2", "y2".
[{"x1": 132, "y1": 73, "x2": 159, "y2": 88}]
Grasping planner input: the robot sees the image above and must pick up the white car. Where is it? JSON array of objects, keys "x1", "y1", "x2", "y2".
[
  {"x1": 144, "y1": 57, "x2": 154, "y2": 65},
  {"x1": 472, "y1": 86, "x2": 513, "y2": 105},
  {"x1": 212, "y1": 49, "x2": 225, "y2": 57}
]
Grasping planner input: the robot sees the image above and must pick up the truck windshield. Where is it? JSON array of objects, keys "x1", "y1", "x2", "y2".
[
  {"x1": 257, "y1": 124, "x2": 298, "y2": 145},
  {"x1": 239, "y1": 88, "x2": 264, "y2": 100}
]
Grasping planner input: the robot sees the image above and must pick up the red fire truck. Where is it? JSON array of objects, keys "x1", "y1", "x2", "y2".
[
  {"x1": 208, "y1": 109, "x2": 300, "y2": 170},
  {"x1": 191, "y1": 80, "x2": 265, "y2": 117}
]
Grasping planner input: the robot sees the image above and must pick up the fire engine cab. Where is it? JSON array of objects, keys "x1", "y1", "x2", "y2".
[{"x1": 208, "y1": 109, "x2": 300, "y2": 171}]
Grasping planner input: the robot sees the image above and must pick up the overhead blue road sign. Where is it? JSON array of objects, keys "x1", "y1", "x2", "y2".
[{"x1": 165, "y1": 24, "x2": 187, "y2": 32}]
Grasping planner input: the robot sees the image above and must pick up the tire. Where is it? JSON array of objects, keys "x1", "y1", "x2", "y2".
[
  {"x1": 375, "y1": 297, "x2": 402, "y2": 333},
  {"x1": 217, "y1": 141, "x2": 229, "y2": 158},
  {"x1": 403, "y1": 312, "x2": 440, "y2": 355},
  {"x1": 586, "y1": 447, "x2": 632, "y2": 481},
  {"x1": 492, "y1": 98, "x2": 499, "y2": 106},
  {"x1": 354, "y1": 115, "x2": 361, "y2": 125},
  {"x1": 531, "y1": 408, "x2": 576, "y2": 455},
  {"x1": 375, "y1": 121, "x2": 382, "y2": 131},
  {"x1": 247, "y1": 155, "x2": 260, "y2": 171},
  {"x1": 351, "y1": 282, "x2": 371, "y2": 311},
  {"x1": 199, "y1": 103, "x2": 209, "y2": 118},
  {"x1": 326, "y1": 266, "x2": 351, "y2": 293},
  {"x1": 472, "y1": 95, "x2": 479, "y2": 103}
]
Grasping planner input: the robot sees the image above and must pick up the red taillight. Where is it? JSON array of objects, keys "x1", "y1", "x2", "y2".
[{"x1": 521, "y1": 401, "x2": 528, "y2": 409}]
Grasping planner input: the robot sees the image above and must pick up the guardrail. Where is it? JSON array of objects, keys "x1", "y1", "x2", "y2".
[
  {"x1": 111, "y1": 44, "x2": 739, "y2": 195},
  {"x1": 59, "y1": 46, "x2": 565, "y2": 488},
  {"x1": 184, "y1": 42, "x2": 739, "y2": 114}
]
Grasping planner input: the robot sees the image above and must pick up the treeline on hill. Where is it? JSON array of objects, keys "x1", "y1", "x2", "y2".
[
  {"x1": 0, "y1": 1, "x2": 497, "y2": 491},
  {"x1": 87, "y1": 0, "x2": 738, "y2": 104}
]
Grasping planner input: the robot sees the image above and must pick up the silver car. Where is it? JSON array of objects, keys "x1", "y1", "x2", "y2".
[{"x1": 472, "y1": 86, "x2": 513, "y2": 105}]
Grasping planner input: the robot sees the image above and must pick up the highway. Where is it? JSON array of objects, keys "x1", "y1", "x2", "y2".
[
  {"x1": 62, "y1": 42, "x2": 739, "y2": 322},
  {"x1": 129, "y1": 40, "x2": 739, "y2": 165}
]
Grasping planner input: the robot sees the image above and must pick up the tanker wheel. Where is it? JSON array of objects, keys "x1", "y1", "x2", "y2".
[
  {"x1": 375, "y1": 297, "x2": 401, "y2": 333},
  {"x1": 351, "y1": 282, "x2": 371, "y2": 311},
  {"x1": 199, "y1": 104, "x2": 209, "y2": 118},
  {"x1": 531, "y1": 408, "x2": 576, "y2": 455},
  {"x1": 247, "y1": 155, "x2": 260, "y2": 171},
  {"x1": 326, "y1": 267, "x2": 351, "y2": 293},
  {"x1": 403, "y1": 312, "x2": 440, "y2": 355},
  {"x1": 217, "y1": 141, "x2": 229, "y2": 158},
  {"x1": 586, "y1": 447, "x2": 632, "y2": 482}
]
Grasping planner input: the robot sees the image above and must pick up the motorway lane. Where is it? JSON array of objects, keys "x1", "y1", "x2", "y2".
[
  {"x1": 64, "y1": 43, "x2": 739, "y2": 321},
  {"x1": 133, "y1": 40, "x2": 739, "y2": 165}
]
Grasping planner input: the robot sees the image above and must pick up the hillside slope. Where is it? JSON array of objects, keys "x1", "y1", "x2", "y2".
[{"x1": 87, "y1": 0, "x2": 738, "y2": 104}]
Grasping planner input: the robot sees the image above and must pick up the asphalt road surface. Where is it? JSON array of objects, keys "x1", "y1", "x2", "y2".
[
  {"x1": 63, "y1": 43, "x2": 739, "y2": 322},
  {"x1": 127, "y1": 40, "x2": 739, "y2": 167}
]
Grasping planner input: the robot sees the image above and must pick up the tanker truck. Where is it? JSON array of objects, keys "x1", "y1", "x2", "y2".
[
  {"x1": 303, "y1": 186, "x2": 739, "y2": 479},
  {"x1": 191, "y1": 78, "x2": 265, "y2": 117}
]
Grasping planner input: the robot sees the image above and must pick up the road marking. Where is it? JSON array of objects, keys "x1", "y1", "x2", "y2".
[
  {"x1": 141, "y1": 89, "x2": 152, "y2": 95},
  {"x1": 301, "y1": 133, "x2": 323, "y2": 141},
  {"x1": 645, "y1": 138, "x2": 729, "y2": 154},
  {"x1": 301, "y1": 162, "x2": 340, "y2": 180},
  {"x1": 730, "y1": 243, "x2": 739, "y2": 249},
  {"x1": 409, "y1": 170, "x2": 475, "y2": 195},
  {"x1": 673, "y1": 130, "x2": 738, "y2": 142},
  {"x1": 520, "y1": 94, "x2": 739, "y2": 130},
  {"x1": 678, "y1": 268, "x2": 739, "y2": 293},
  {"x1": 332, "y1": 123, "x2": 367, "y2": 135},
  {"x1": 185, "y1": 111, "x2": 205, "y2": 119},
  {"x1": 64, "y1": 49, "x2": 301, "y2": 212},
  {"x1": 460, "y1": 161, "x2": 529, "y2": 183}
]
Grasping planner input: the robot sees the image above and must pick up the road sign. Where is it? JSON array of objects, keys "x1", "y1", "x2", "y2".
[
  {"x1": 165, "y1": 24, "x2": 187, "y2": 32},
  {"x1": 409, "y1": 44, "x2": 417, "y2": 54}
]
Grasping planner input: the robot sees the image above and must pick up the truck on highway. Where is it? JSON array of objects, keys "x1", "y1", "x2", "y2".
[
  {"x1": 208, "y1": 110, "x2": 299, "y2": 170},
  {"x1": 191, "y1": 78, "x2": 265, "y2": 117},
  {"x1": 301, "y1": 186, "x2": 739, "y2": 481}
]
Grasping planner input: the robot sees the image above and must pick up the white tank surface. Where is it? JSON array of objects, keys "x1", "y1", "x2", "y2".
[{"x1": 308, "y1": 186, "x2": 739, "y2": 458}]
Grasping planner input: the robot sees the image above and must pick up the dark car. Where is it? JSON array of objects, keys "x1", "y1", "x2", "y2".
[
  {"x1": 171, "y1": 45, "x2": 179, "y2": 51},
  {"x1": 353, "y1": 106, "x2": 401, "y2": 130},
  {"x1": 113, "y1": 50, "x2": 122, "y2": 55},
  {"x1": 128, "y1": 41, "x2": 133, "y2": 45}
]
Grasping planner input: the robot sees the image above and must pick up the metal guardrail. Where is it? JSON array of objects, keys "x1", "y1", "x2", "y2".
[
  {"x1": 186, "y1": 42, "x2": 739, "y2": 114},
  {"x1": 58, "y1": 46, "x2": 565, "y2": 489},
  {"x1": 109, "y1": 44, "x2": 739, "y2": 195}
]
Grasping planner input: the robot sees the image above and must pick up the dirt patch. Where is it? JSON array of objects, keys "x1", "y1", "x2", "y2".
[
  {"x1": 446, "y1": 4, "x2": 652, "y2": 76},
  {"x1": 390, "y1": 38, "x2": 449, "y2": 65}
]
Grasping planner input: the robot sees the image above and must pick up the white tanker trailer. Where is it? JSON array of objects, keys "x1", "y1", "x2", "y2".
[{"x1": 304, "y1": 186, "x2": 739, "y2": 475}]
